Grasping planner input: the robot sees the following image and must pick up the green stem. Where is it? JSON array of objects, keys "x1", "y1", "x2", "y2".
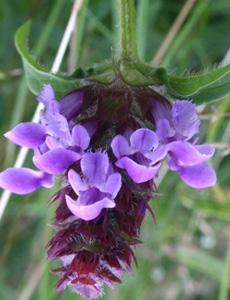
[{"x1": 117, "y1": 0, "x2": 139, "y2": 62}]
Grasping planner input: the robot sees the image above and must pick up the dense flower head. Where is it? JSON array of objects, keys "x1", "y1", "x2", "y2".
[{"x1": 0, "y1": 81, "x2": 216, "y2": 299}]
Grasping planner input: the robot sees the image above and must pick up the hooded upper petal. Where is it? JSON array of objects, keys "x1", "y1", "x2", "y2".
[
  {"x1": 116, "y1": 157, "x2": 161, "y2": 183},
  {"x1": 172, "y1": 100, "x2": 200, "y2": 139},
  {"x1": 37, "y1": 84, "x2": 55, "y2": 104},
  {"x1": 81, "y1": 152, "x2": 109, "y2": 186},
  {"x1": 38, "y1": 85, "x2": 73, "y2": 146},
  {"x1": 0, "y1": 168, "x2": 52, "y2": 194},
  {"x1": 4, "y1": 122, "x2": 46, "y2": 148},
  {"x1": 130, "y1": 128, "x2": 158, "y2": 153},
  {"x1": 68, "y1": 169, "x2": 88, "y2": 196},
  {"x1": 177, "y1": 163, "x2": 216, "y2": 189},
  {"x1": 156, "y1": 119, "x2": 175, "y2": 141},
  {"x1": 102, "y1": 173, "x2": 122, "y2": 198},
  {"x1": 71, "y1": 124, "x2": 90, "y2": 150},
  {"x1": 41, "y1": 111, "x2": 72, "y2": 146},
  {"x1": 111, "y1": 135, "x2": 131, "y2": 159},
  {"x1": 59, "y1": 89, "x2": 84, "y2": 120},
  {"x1": 151, "y1": 97, "x2": 172, "y2": 123},
  {"x1": 33, "y1": 148, "x2": 81, "y2": 174}
]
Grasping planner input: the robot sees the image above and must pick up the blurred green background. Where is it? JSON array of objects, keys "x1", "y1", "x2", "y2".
[{"x1": 0, "y1": 0, "x2": 229, "y2": 300}]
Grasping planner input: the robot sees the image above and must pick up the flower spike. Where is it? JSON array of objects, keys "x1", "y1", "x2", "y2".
[{"x1": 0, "y1": 82, "x2": 216, "y2": 299}]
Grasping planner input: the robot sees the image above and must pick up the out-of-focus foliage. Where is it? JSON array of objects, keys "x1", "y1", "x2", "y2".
[{"x1": 0, "y1": 1, "x2": 229, "y2": 300}]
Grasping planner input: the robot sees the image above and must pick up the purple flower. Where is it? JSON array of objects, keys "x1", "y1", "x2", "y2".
[
  {"x1": 66, "y1": 152, "x2": 122, "y2": 221},
  {"x1": 111, "y1": 128, "x2": 165, "y2": 183},
  {"x1": 154, "y1": 100, "x2": 200, "y2": 142},
  {"x1": 111, "y1": 100, "x2": 216, "y2": 189},
  {"x1": 153, "y1": 100, "x2": 216, "y2": 188},
  {"x1": 0, "y1": 85, "x2": 87, "y2": 194},
  {"x1": 38, "y1": 84, "x2": 73, "y2": 147}
]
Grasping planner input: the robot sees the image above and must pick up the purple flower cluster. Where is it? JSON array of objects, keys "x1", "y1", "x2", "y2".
[
  {"x1": 0, "y1": 83, "x2": 216, "y2": 299},
  {"x1": 112, "y1": 101, "x2": 216, "y2": 188},
  {"x1": 0, "y1": 85, "x2": 121, "y2": 221}
]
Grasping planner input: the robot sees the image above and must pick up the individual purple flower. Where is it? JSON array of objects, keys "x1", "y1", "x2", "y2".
[
  {"x1": 111, "y1": 128, "x2": 166, "y2": 183},
  {"x1": 66, "y1": 152, "x2": 122, "y2": 221},
  {"x1": 153, "y1": 100, "x2": 216, "y2": 188},
  {"x1": 154, "y1": 100, "x2": 200, "y2": 142},
  {"x1": 38, "y1": 84, "x2": 73, "y2": 147},
  {"x1": 33, "y1": 123, "x2": 90, "y2": 175}
]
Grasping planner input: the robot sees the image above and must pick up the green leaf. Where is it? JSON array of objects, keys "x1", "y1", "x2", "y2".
[
  {"x1": 147, "y1": 65, "x2": 230, "y2": 102},
  {"x1": 15, "y1": 21, "x2": 81, "y2": 97},
  {"x1": 119, "y1": 61, "x2": 230, "y2": 104},
  {"x1": 15, "y1": 21, "x2": 230, "y2": 103},
  {"x1": 192, "y1": 72, "x2": 230, "y2": 103},
  {"x1": 163, "y1": 66, "x2": 230, "y2": 102}
]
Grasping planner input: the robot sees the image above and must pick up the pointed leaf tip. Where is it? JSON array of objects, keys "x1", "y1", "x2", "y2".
[{"x1": 15, "y1": 21, "x2": 81, "y2": 97}]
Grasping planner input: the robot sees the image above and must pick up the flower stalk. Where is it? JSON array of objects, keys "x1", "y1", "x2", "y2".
[{"x1": 117, "y1": 0, "x2": 139, "y2": 62}]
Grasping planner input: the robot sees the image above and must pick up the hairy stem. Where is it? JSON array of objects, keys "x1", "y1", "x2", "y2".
[{"x1": 117, "y1": 0, "x2": 139, "y2": 62}]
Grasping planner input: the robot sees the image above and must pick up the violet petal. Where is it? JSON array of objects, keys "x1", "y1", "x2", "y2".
[
  {"x1": 102, "y1": 173, "x2": 122, "y2": 198},
  {"x1": 151, "y1": 98, "x2": 172, "y2": 123},
  {"x1": 172, "y1": 100, "x2": 200, "y2": 139},
  {"x1": 116, "y1": 157, "x2": 161, "y2": 183},
  {"x1": 71, "y1": 124, "x2": 90, "y2": 150},
  {"x1": 156, "y1": 119, "x2": 175, "y2": 141},
  {"x1": 37, "y1": 84, "x2": 55, "y2": 104},
  {"x1": 4, "y1": 122, "x2": 46, "y2": 148},
  {"x1": 66, "y1": 194, "x2": 115, "y2": 221},
  {"x1": 144, "y1": 145, "x2": 168, "y2": 165},
  {"x1": 130, "y1": 128, "x2": 158, "y2": 153},
  {"x1": 195, "y1": 144, "x2": 215, "y2": 157},
  {"x1": 45, "y1": 136, "x2": 62, "y2": 149},
  {"x1": 81, "y1": 152, "x2": 109, "y2": 185},
  {"x1": 83, "y1": 121, "x2": 97, "y2": 138},
  {"x1": 40, "y1": 173, "x2": 54, "y2": 188},
  {"x1": 59, "y1": 90, "x2": 84, "y2": 120},
  {"x1": 167, "y1": 141, "x2": 213, "y2": 166},
  {"x1": 41, "y1": 111, "x2": 72, "y2": 146},
  {"x1": 68, "y1": 169, "x2": 88, "y2": 195},
  {"x1": 111, "y1": 135, "x2": 131, "y2": 159},
  {"x1": 177, "y1": 163, "x2": 216, "y2": 189},
  {"x1": 33, "y1": 148, "x2": 81, "y2": 174},
  {"x1": 0, "y1": 168, "x2": 48, "y2": 194}
]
